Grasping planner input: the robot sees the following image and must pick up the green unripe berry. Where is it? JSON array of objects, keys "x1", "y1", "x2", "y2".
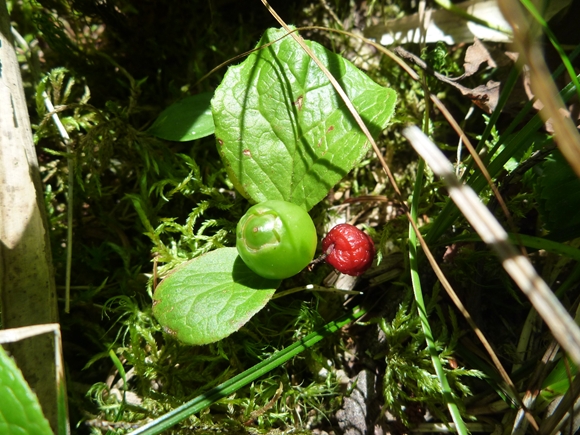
[{"x1": 236, "y1": 200, "x2": 317, "y2": 280}]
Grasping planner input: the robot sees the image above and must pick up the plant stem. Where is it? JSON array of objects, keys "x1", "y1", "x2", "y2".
[{"x1": 409, "y1": 159, "x2": 468, "y2": 435}]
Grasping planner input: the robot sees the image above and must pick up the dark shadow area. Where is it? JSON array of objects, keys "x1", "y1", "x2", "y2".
[{"x1": 231, "y1": 254, "x2": 281, "y2": 290}]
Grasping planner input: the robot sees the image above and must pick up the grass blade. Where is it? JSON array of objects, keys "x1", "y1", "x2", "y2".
[{"x1": 409, "y1": 158, "x2": 469, "y2": 435}]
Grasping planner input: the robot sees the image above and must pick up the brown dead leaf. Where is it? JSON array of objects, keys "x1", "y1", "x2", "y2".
[
  {"x1": 463, "y1": 38, "x2": 497, "y2": 77},
  {"x1": 466, "y1": 80, "x2": 501, "y2": 113}
]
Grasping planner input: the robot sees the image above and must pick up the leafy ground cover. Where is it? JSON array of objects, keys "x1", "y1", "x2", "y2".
[{"x1": 2, "y1": 0, "x2": 580, "y2": 434}]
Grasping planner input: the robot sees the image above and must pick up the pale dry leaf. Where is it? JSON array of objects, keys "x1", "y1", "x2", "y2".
[
  {"x1": 463, "y1": 38, "x2": 496, "y2": 77},
  {"x1": 364, "y1": 0, "x2": 512, "y2": 45}
]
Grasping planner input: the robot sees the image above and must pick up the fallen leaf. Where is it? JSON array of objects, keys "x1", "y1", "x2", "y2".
[
  {"x1": 463, "y1": 38, "x2": 496, "y2": 77},
  {"x1": 466, "y1": 80, "x2": 500, "y2": 113}
]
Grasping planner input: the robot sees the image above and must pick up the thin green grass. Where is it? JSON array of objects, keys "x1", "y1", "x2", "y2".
[{"x1": 409, "y1": 158, "x2": 469, "y2": 435}]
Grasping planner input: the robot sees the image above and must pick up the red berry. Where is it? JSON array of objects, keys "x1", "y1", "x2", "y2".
[{"x1": 321, "y1": 224, "x2": 375, "y2": 276}]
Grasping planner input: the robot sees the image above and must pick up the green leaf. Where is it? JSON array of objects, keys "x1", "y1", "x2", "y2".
[
  {"x1": 536, "y1": 150, "x2": 580, "y2": 240},
  {"x1": 0, "y1": 345, "x2": 53, "y2": 435},
  {"x1": 212, "y1": 27, "x2": 396, "y2": 210},
  {"x1": 152, "y1": 248, "x2": 279, "y2": 345},
  {"x1": 540, "y1": 355, "x2": 577, "y2": 401},
  {"x1": 148, "y1": 92, "x2": 215, "y2": 141}
]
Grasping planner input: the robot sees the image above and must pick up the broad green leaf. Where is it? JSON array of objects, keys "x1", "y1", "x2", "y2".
[
  {"x1": 0, "y1": 345, "x2": 53, "y2": 435},
  {"x1": 212, "y1": 27, "x2": 396, "y2": 211},
  {"x1": 152, "y1": 248, "x2": 279, "y2": 345},
  {"x1": 148, "y1": 92, "x2": 214, "y2": 141}
]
